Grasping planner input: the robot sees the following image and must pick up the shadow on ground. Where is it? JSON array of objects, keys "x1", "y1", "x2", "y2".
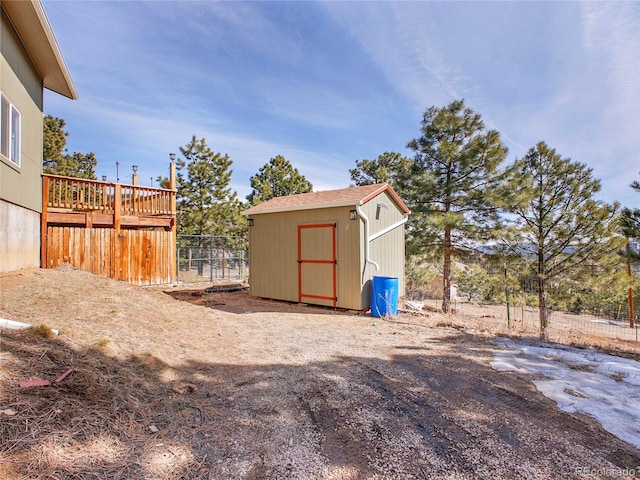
[
  {"x1": 163, "y1": 288, "x2": 360, "y2": 316},
  {"x1": 1, "y1": 327, "x2": 639, "y2": 480}
]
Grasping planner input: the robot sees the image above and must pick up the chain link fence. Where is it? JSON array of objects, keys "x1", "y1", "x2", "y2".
[
  {"x1": 406, "y1": 255, "x2": 639, "y2": 354},
  {"x1": 177, "y1": 235, "x2": 248, "y2": 283}
]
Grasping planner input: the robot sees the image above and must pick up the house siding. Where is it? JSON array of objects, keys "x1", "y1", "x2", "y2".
[
  {"x1": 1, "y1": 9, "x2": 43, "y2": 110},
  {"x1": 1, "y1": 1, "x2": 78, "y2": 273},
  {"x1": 1, "y1": 7, "x2": 45, "y2": 214}
]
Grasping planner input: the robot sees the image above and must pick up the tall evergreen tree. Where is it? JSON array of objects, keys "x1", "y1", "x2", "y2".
[
  {"x1": 499, "y1": 142, "x2": 620, "y2": 340},
  {"x1": 176, "y1": 136, "x2": 245, "y2": 239},
  {"x1": 43, "y1": 115, "x2": 97, "y2": 179},
  {"x1": 404, "y1": 100, "x2": 508, "y2": 313},
  {"x1": 349, "y1": 151, "x2": 413, "y2": 190},
  {"x1": 620, "y1": 174, "x2": 640, "y2": 253},
  {"x1": 246, "y1": 155, "x2": 312, "y2": 205},
  {"x1": 43, "y1": 115, "x2": 68, "y2": 162},
  {"x1": 620, "y1": 174, "x2": 640, "y2": 326}
]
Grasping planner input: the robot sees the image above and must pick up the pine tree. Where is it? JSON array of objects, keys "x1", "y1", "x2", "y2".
[
  {"x1": 404, "y1": 100, "x2": 508, "y2": 313},
  {"x1": 43, "y1": 115, "x2": 97, "y2": 179},
  {"x1": 620, "y1": 175, "x2": 640, "y2": 255},
  {"x1": 176, "y1": 136, "x2": 246, "y2": 239},
  {"x1": 349, "y1": 151, "x2": 413, "y2": 190},
  {"x1": 247, "y1": 155, "x2": 312, "y2": 205},
  {"x1": 620, "y1": 174, "x2": 640, "y2": 326},
  {"x1": 500, "y1": 142, "x2": 621, "y2": 340},
  {"x1": 43, "y1": 115, "x2": 68, "y2": 164}
]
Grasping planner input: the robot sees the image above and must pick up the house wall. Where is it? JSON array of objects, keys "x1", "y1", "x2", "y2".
[
  {"x1": 0, "y1": 8, "x2": 46, "y2": 271},
  {"x1": 1, "y1": 8, "x2": 45, "y2": 213},
  {"x1": 0, "y1": 199, "x2": 40, "y2": 271},
  {"x1": 247, "y1": 190, "x2": 406, "y2": 310}
]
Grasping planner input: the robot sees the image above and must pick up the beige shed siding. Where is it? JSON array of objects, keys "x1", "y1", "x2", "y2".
[
  {"x1": 247, "y1": 187, "x2": 407, "y2": 311},
  {"x1": 358, "y1": 190, "x2": 406, "y2": 307},
  {"x1": 248, "y1": 205, "x2": 365, "y2": 309},
  {"x1": 248, "y1": 211, "x2": 298, "y2": 303}
]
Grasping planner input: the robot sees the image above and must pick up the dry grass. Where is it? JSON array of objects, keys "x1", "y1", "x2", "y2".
[{"x1": 447, "y1": 302, "x2": 640, "y2": 358}]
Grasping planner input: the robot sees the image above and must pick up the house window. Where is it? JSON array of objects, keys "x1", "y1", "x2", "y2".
[{"x1": 1, "y1": 92, "x2": 21, "y2": 166}]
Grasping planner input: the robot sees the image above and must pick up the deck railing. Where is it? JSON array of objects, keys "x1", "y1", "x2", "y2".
[
  {"x1": 43, "y1": 174, "x2": 175, "y2": 217},
  {"x1": 41, "y1": 172, "x2": 178, "y2": 284}
]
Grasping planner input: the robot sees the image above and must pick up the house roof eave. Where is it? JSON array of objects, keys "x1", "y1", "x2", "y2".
[{"x1": 2, "y1": 0, "x2": 78, "y2": 100}]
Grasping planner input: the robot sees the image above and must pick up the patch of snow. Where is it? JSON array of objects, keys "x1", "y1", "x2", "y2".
[
  {"x1": 404, "y1": 301, "x2": 424, "y2": 311},
  {"x1": 591, "y1": 319, "x2": 624, "y2": 327},
  {"x1": 491, "y1": 337, "x2": 640, "y2": 449}
]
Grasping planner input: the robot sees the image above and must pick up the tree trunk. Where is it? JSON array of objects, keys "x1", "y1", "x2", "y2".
[
  {"x1": 537, "y1": 270, "x2": 548, "y2": 341},
  {"x1": 537, "y1": 215, "x2": 548, "y2": 341},
  {"x1": 627, "y1": 239, "x2": 635, "y2": 328},
  {"x1": 197, "y1": 235, "x2": 205, "y2": 277},
  {"x1": 538, "y1": 276, "x2": 548, "y2": 341},
  {"x1": 442, "y1": 228, "x2": 451, "y2": 314}
]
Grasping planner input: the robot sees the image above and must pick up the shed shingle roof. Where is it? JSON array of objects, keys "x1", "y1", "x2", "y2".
[{"x1": 242, "y1": 183, "x2": 410, "y2": 216}]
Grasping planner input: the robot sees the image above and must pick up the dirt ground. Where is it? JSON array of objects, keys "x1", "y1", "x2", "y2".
[{"x1": 1, "y1": 267, "x2": 639, "y2": 479}]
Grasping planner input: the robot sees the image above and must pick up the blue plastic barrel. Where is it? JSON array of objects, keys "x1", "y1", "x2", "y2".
[{"x1": 371, "y1": 276, "x2": 398, "y2": 317}]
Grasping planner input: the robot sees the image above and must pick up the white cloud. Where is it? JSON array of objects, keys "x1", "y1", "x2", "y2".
[
  {"x1": 320, "y1": 2, "x2": 461, "y2": 111},
  {"x1": 46, "y1": 91, "x2": 351, "y2": 197},
  {"x1": 43, "y1": 0, "x2": 639, "y2": 205}
]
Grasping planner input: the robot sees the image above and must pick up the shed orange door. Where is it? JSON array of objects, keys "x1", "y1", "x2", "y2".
[{"x1": 297, "y1": 223, "x2": 337, "y2": 307}]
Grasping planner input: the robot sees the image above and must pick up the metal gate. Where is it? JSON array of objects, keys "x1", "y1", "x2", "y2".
[{"x1": 297, "y1": 223, "x2": 337, "y2": 307}]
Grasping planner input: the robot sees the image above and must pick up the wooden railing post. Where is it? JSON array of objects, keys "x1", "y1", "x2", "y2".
[
  {"x1": 113, "y1": 183, "x2": 122, "y2": 232},
  {"x1": 169, "y1": 161, "x2": 176, "y2": 217},
  {"x1": 169, "y1": 161, "x2": 177, "y2": 282},
  {"x1": 102, "y1": 183, "x2": 108, "y2": 214}
]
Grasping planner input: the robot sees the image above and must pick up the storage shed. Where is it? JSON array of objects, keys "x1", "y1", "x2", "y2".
[{"x1": 242, "y1": 183, "x2": 410, "y2": 310}]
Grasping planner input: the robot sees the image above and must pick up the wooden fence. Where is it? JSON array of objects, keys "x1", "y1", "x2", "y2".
[
  {"x1": 41, "y1": 171, "x2": 177, "y2": 285},
  {"x1": 44, "y1": 227, "x2": 176, "y2": 285}
]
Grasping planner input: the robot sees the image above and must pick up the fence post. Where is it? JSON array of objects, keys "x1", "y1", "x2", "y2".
[
  {"x1": 176, "y1": 248, "x2": 181, "y2": 282},
  {"x1": 209, "y1": 242, "x2": 213, "y2": 282},
  {"x1": 241, "y1": 249, "x2": 245, "y2": 280},
  {"x1": 504, "y1": 263, "x2": 511, "y2": 328}
]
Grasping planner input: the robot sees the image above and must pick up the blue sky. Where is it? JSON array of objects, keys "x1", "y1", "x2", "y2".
[{"x1": 42, "y1": 1, "x2": 639, "y2": 207}]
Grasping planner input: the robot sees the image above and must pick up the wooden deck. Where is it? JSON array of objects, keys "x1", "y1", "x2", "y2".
[
  {"x1": 41, "y1": 169, "x2": 178, "y2": 285},
  {"x1": 42, "y1": 174, "x2": 176, "y2": 230}
]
